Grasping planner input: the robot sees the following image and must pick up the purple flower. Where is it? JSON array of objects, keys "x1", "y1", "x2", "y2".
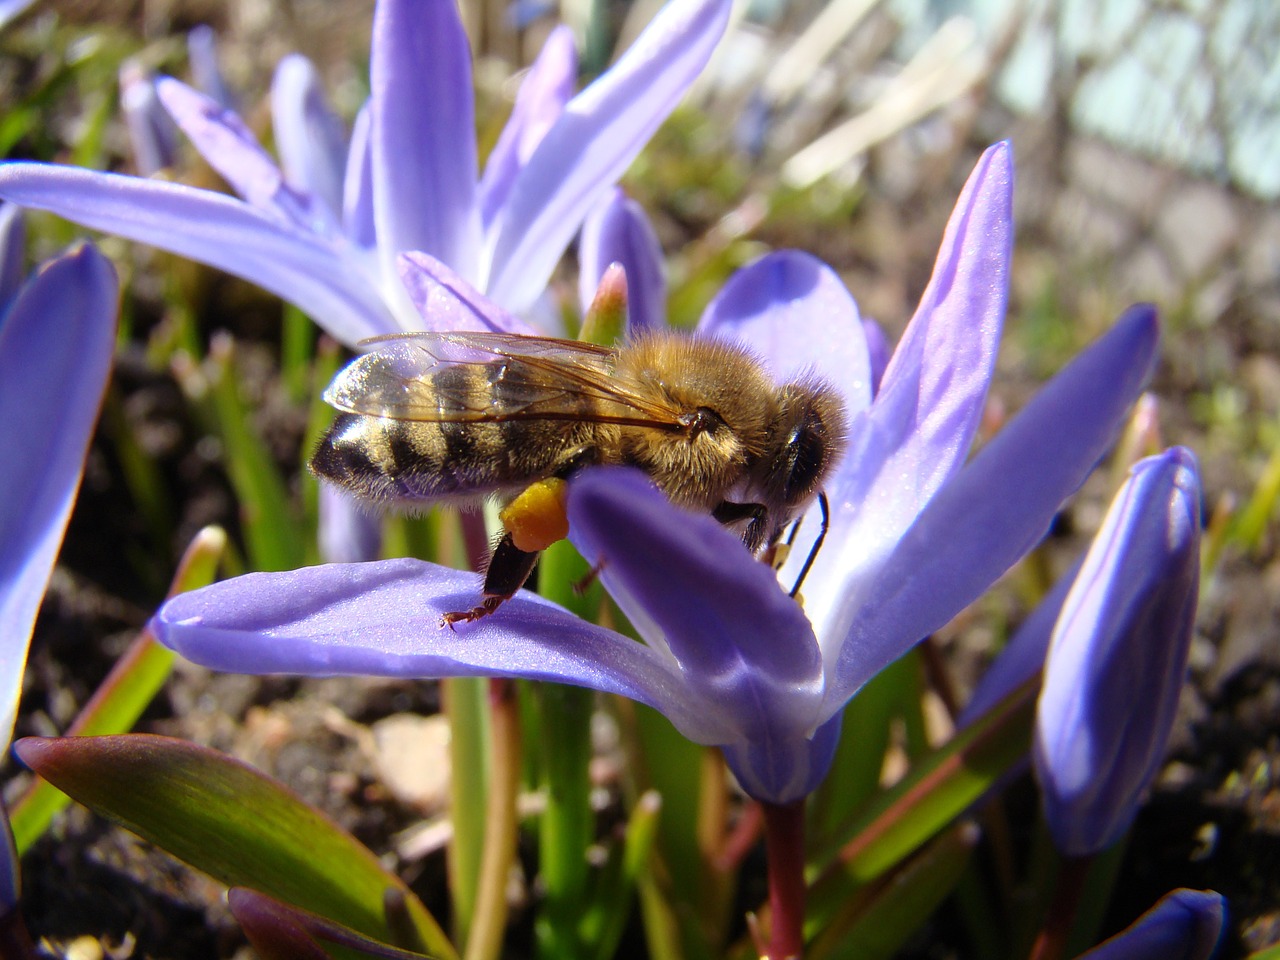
[
  {"x1": 1079, "y1": 889, "x2": 1225, "y2": 960},
  {"x1": 1034, "y1": 447, "x2": 1201, "y2": 857},
  {"x1": 0, "y1": 0, "x2": 730, "y2": 346},
  {"x1": 152, "y1": 143, "x2": 1158, "y2": 802},
  {"x1": 578, "y1": 188, "x2": 667, "y2": 331},
  {"x1": 0, "y1": 211, "x2": 119, "y2": 909},
  {"x1": 119, "y1": 60, "x2": 181, "y2": 176}
]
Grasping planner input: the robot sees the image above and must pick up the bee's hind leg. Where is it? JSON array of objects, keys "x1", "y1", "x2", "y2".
[{"x1": 441, "y1": 532, "x2": 540, "y2": 628}]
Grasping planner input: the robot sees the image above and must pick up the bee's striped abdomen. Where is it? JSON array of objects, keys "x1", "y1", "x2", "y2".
[{"x1": 310, "y1": 362, "x2": 605, "y2": 507}]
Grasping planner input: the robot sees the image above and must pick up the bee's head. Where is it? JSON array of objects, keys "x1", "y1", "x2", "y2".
[{"x1": 765, "y1": 379, "x2": 847, "y2": 514}]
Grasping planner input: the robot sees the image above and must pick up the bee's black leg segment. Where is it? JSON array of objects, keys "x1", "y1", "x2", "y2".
[
  {"x1": 440, "y1": 533, "x2": 540, "y2": 627},
  {"x1": 712, "y1": 500, "x2": 770, "y2": 553}
]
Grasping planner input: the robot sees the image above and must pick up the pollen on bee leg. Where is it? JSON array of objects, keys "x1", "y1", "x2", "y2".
[{"x1": 499, "y1": 478, "x2": 570, "y2": 553}]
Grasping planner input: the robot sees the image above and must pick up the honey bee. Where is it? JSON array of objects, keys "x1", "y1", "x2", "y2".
[{"x1": 311, "y1": 330, "x2": 847, "y2": 625}]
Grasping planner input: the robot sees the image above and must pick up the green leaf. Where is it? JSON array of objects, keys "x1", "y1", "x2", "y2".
[
  {"x1": 806, "y1": 823, "x2": 976, "y2": 960},
  {"x1": 13, "y1": 734, "x2": 455, "y2": 960},
  {"x1": 807, "y1": 678, "x2": 1037, "y2": 926}
]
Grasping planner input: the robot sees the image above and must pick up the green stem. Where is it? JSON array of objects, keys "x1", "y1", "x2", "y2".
[
  {"x1": 464, "y1": 679, "x2": 522, "y2": 960},
  {"x1": 1027, "y1": 855, "x2": 1092, "y2": 960}
]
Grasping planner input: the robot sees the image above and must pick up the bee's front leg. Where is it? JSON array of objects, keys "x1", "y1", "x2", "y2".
[
  {"x1": 441, "y1": 532, "x2": 541, "y2": 628},
  {"x1": 712, "y1": 500, "x2": 770, "y2": 553}
]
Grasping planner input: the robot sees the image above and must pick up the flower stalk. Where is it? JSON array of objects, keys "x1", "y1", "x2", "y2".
[{"x1": 762, "y1": 800, "x2": 807, "y2": 960}]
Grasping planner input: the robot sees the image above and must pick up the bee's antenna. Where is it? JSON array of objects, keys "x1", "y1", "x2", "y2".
[{"x1": 789, "y1": 492, "x2": 829, "y2": 599}]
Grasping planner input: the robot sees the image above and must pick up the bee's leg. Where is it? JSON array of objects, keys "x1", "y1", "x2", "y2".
[
  {"x1": 712, "y1": 500, "x2": 770, "y2": 553},
  {"x1": 441, "y1": 532, "x2": 540, "y2": 628}
]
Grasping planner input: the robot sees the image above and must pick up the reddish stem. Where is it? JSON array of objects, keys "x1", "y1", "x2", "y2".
[
  {"x1": 762, "y1": 800, "x2": 807, "y2": 960},
  {"x1": 1028, "y1": 855, "x2": 1092, "y2": 960}
]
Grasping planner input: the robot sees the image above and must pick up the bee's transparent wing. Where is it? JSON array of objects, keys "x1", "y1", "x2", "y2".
[{"x1": 324, "y1": 331, "x2": 684, "y2": 427}]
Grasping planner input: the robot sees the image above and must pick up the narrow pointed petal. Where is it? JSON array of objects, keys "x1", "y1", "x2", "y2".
[
  {"x1": 397, "y1": 252, "x2": 537, "y2": 334},
  {"x1": 484, "y1": 0, "x2": 731, "y2": 310},
  {"x1": 342, "y1": 104, "x2": 376, "y2": 248},
  {"x1": 479, "y1": 25, "x2": 578, "y2": 229},
  {"x1": 1036, "y1": 448, "x2": 1201, "y2": 856},
  {"x1": 370, "y1": 0, "x2": 481, "y2": 281},
  {"x1": 824, "y1": 303, "x2": 1159, "y2": 711},
  {"x1": 187, "y1": 25, "x2": 236, "y2": 110},
  {"x1": 151, "y1": 558, "x2": 738, "y2": 744},
  {"x1": 0, "y1": 245, "x2": 117, "y2": 747},
  {"x1": 157, "y1": 78, "x2": 329, "y2": 233},
  {"x1": 120, "y1": 61, "x2": 179, "y2": 176},
  {"x1": 578, "y1": 189, "x2": 667, "y2": 332},
  {"x1": 271, "y1": 54, "x2": 348, "y2": 220},
  {"x1": 698, "y1": 250, "x2": 871, "y2": 415},
  {"x1": 829, "y1": 142, "x2": 1012, "y2": 558},
  {"x1": 0, "y1": 164, "x2": 395, "y2": 345},
  {"x1": 0, "y1": 204, "x2": 24, "y2": 312},
  {"x1": 567, "y1": 469, "x2": 825, "y2": 745},
  {"x1": 863, "y1": 317, "x2": 888, "y2": 395},
  {"x1": 1079, "y1": 889, "x2": 1225, "y2": 960}
]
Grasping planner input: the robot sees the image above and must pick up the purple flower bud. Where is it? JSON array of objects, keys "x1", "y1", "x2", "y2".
[
  {"x1": 1079, "y1": 889, "x2": 1225, "y2": 960},
  {"x1": 1035, "y1": 447, "x2": 1201, "y2": 856}
]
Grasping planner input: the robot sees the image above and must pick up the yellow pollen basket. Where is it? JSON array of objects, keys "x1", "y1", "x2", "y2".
[{"x1": 500, "y1": 478, "x2": 570, "y2": 553}]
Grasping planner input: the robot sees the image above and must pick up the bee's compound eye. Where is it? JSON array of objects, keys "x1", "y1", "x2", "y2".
[
  {"x1": 778, "y1": 384, "x2": 845, "y2": 508},
  {"x1": 783, "y1": 413, "x2": 829, "y2": 504}
]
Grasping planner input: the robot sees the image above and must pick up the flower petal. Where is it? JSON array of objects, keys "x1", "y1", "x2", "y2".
[
  {"x1": 317, "y1": 486, "x2": 383, "y2": 564},
  {"x1": 342, "y1": 104, "x2": 376, "y2": 248},
  {"x1": 484, "y1": 0, "x2": 731, "y2": 311},
  {"x1": 578, "y1": 188, "x2": 667, "y2": 332},
  {"x1": 823, "y1": 303, "x2": 1160, "y2": 712},
  {"x1": 157, "y1": 77, "x2": 330, "y2": 234},
  {"x1": 397, "y1": 252, "x2": 538, "y2": 335},
  {"x1": 1079, "y1": 889, "x2": 1225, "y2": 960},
  {"x1": 698, "y1": 249, "x2": 871, "y2": 415},
  {"x1": 721, "y1": 711, "x2": 843, "y2": 804},
  {"x1": 370, "y1": 0, "x2": 481, "y2": 282},
  {"x1": 826, "y1": 141, "x2": 1012, "y2": 565},
  {"x1": 271, "y1": 54, "x2": 348, "y2": 221},
  {"x1": 479, "y1": 25, "x2": 578, "y2": 230},
  {"x1": 120, "y1": 60, "x2": 180, "y2": 176},
  {"x1": 152, "y1": 558, "x2": 740, "y2": 744},
  {"x1": 0, "y1": 245, "x2": 117, "y2": 747},
  {"x1": 0, "y1": 163, "x2": 395, "y2": 345},
  {"x1": 567, "y1": 469, "x2": 825, "y2": 745},
  {"x1": 0, "y1": 203, "x2": 24, "y2": 312},
  {"x1": 187, "y1": 25, "x2": 236, "y2": 110},
  {"x1": 1036, "y1": 447, "x2": 1201, "y2": 856}
]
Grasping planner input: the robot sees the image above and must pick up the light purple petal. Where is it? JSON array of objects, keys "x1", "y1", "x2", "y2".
[
  {"x1": 0, "y1": 163, "x2": 395, "y2": 345},
  {"x1": 157, "y1": 77, "x2": 329, "y2": 234},
  {"x1": 1080, "y1": 889, "x2": 1225, "y2": 960},
  {"x1": 698, "y1": 249, "x2": 871, "y2": 416},
  {"x1": 823, "y1": 303, "x2": 1160, "y2": 713},
  {"x1": 317, "y1": 485, "x2": 383, "y2": 563},
  {"x1": 862, "y1": 317, "x2": 888, "y2": 395},
  {"x1": 0, "y1": 203, "x2": 24, "y2": 312},
  {"x1": 343, "y1": 104, "x2": 376, "y2": 248},
  {"x1": 578, "y1": 188, "x2": 667, "y2": 332},
  {"x1": 187, "y1": 25, "x2": 236, "y2": 111},
  {"x1": 479, "y1": 25, "x2": 578, "y2": 230},
  {"x1": 0, "y1": 245, "x2": 117, "y2": 747},
  {"x1": 152, "y1": 558, "x2": 739, "y2": 744},
  {"x1": 271, "y1": 54, "x2": 348, "y2": 221},
  {"x1": 1036, "y1": 447, "x2": 1201, "y2": 856},
  {"x1": 397, "y1": 252, "x2": 538, "y2": 335},
  {"x1": 370, "y1": 0, "x2": 481, "y2": 282},
  {"x1": 567, "y1": 469, "x2": 825, "y2": 745},
  {"x1": 817, "y1": 142, "x2": 1012, "y2": 587},
  {"x1": 120, "y1": 60, "x2": 180, "y2": 176},
  {"x1": 484, "y1": 0, "x2": 732, "y2": 311}
]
